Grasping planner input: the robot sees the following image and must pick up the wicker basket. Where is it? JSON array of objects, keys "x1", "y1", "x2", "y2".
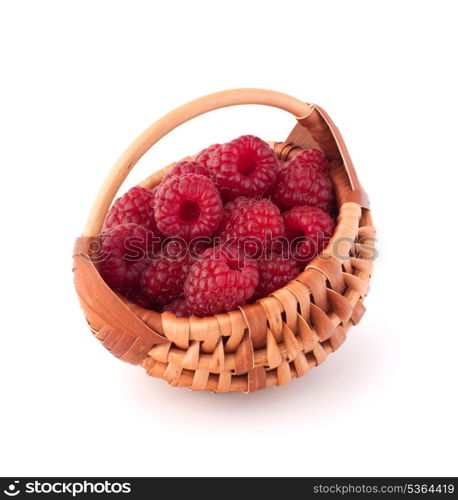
[{"x1": 73, "y1": 89, "x2": 375, "y2": 393}]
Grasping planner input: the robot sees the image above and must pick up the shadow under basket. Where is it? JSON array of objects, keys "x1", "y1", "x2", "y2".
[{"x1": 73, "y1": 89, "x2": 375, "y2": 393}]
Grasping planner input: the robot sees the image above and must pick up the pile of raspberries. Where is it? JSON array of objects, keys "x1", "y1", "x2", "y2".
[{"x1": 99, "y1": 135, "x2": 336, "y2": 317}]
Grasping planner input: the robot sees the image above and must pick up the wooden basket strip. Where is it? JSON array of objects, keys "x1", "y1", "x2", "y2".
[
  {"x1": 257, "y1": 297, "x2": 284, "y2": 342},
  {"x1": 289, "y1": 110, "x2": 341, "y2": 162},
  {"x1": 329, "y1": 326, "x2": 347, "y2": 351},
  {"x1": 223, "y1": 311, "x2": 247, "y2": 352},
  {"x1": 297, "y1": 270, "x2": 329, "y2": 312},
  {"x1": 217, "y1": 370, "x2": 232, "y2": 392},
  {"x1": 270, "y1": 288, "x2": 298, "y2": 333},
  {"x1": 239, "y1": 303, "x2": 269, "y2": 350},
  {"x1": 181, "y1": 340, "x2": 200, "y2": 370},
  {"x1": 282, "y1": 323, "x2": 302, "y2": 362},
  {"x1": 285, "y1": 280, "x2": 311, "y2": 319},
  {"x1": 163, "y1": 362, "x2": 183, "y2": 386},
  {"x1": 307, "y1": 257, "x2": 345, "y2": 294},
  {"x1": 209, "y1": 338, "x2": 225, "y2": 373},
  {"x1": 161, "y1": 312, "x2": 190, "y2": 349},
  {"x1": 234, "y1": 332, "x2": 255, "y2": 375},
  {"x1": 327, "y1": 289, "x2": 353, "y2": 324},
  {"x1": 190, "y1": 316, "x2": 221, "y2": 353},
  {"x1": 191, "y1": 369, "x2": 210, "y2": 391},
  {"x1": 248, "y1": 367, "x2": 267, "y2": 392},
  {"x1": 266, "y1": 329, "x2": 283, "y2": 369}
]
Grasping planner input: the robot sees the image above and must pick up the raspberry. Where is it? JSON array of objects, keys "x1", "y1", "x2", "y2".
[
  {"x1": 217, "y1": 197, "x2": 285, "y2": 257},
  {"x1": 162, "y1": 159, "x2": 211, "y2": 183},
  {"x1": 104, "y1": 186, "x2": 158, "y2": 233},
  {"x1": 271, "y1": 150, "x2": 334, "y2": 212},
  {"x1": 207, "y1": 135, "x2": 278, "y2": 200},
  {"x1": 283, "y1": 206, "x2": 335, "y2": 262},
  {"x1": 154, "y1": 173, "x2": 223, "y2": 241},
  {"x1": 163, "y1": 297, "x2": 192, "y2": 318},
  {"x1": 141, "y1": 240, "x2": 193, "y2": 305},
  {"x1": 99, "y1": 223, "x2": 151, "y2": 288},
  {"x1": 253, "y1": 253, "x2": 301, "y2": 299},
  {"x1": 295, "y1": 149, "x2": 328, "y2": 171},
  {"x1": 184, "y1": 245, "x2": 259, "y2": 316},
  {"x1": 118, "y1": 286, "x2": 152, "y2": 308},
  {"x1": 194, "y1": 144, "x2": 221, "y2": 168}
]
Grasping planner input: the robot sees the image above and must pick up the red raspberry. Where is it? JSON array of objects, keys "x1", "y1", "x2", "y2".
[
  {"x1": 207, "y1": 135, "x2": 278, "y2": 200},
  {"x1": 163, "y1": 297, "x2": 192, "y2": 318},
  {"x1": 104, "y1": 186, "x2": 158, "y2": 233},
  {"x1": 217, "y1": 197, "x2": 285, "y2": 257},
  {"x1": 283, "y1": 206, "x2": 335, "y2": 262},
  {"x1": 118, "y1": 286, "x2": 152, "y2": 308},
  {"x1": 271, "y1": 150, "x2": 334, "y2": 212},
  {"x1": 194, "y1": 143, "x2": 221, "y2": 168},
  {"x1": 295, "y1": 149, "x2": 328, "y2": 171},
  {"x1": 99, "y1": 223, "x2": 151, "y2": 288},
  {"x1": 253, "y1": 253, "x2": 301, "y2": 299},
  {"x1": 162, "y1": 159, "x2": 211, "y2": 183},
  {"x1": 184, "y1": 245, "x2": 259, "y2": 316},
  {"x1": 141, "y1": 240, "x2": 193, "y2": 305},
  {"x1": 154, "y1": 173, "x2": 223, "y2": 241}
]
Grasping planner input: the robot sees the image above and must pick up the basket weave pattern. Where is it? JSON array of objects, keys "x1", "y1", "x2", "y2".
[{"x1": 73, "y1": 89, "x2": 375, "y2": 393}]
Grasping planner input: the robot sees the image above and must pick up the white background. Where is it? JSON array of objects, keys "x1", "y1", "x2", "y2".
[{"x1": 1, "y1": 0, "x2": 457, "y2": 477}]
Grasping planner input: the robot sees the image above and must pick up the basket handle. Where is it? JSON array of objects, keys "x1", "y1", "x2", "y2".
[{"x1": 83, "y1": 88, "x2": 314, "y2": 237}]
